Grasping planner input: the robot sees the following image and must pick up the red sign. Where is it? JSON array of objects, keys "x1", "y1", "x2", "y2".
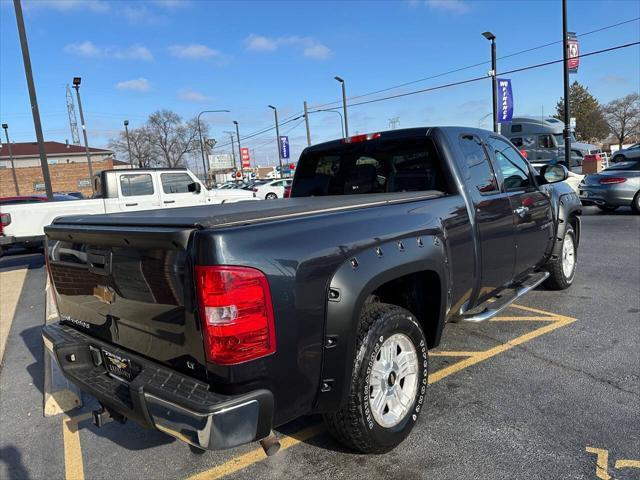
[
  {"x1": 567, "y1": 32, "x2": 579, "y2": 73},
  {"x1": 289, "y1": 163, "x2": 296, "y2": 170},
  {"x1": 240, "y1": 148, "x2": 251, "y2": 168}
]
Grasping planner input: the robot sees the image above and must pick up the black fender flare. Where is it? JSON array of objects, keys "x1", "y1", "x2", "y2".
[
  {"x1": 312, "y1": 234, "x2": 448, "y2": 412},
  {"x1": 549, "y1": 189, "x2": 582, "y2": 260}
]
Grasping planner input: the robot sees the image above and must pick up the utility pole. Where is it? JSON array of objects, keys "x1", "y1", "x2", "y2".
[
  {"x1": 268, "y1": 105, "x2": 284, "y2": 176},
  {"x1": 303, "y1": 101, "x2": 311, "y2": 146},
  {"x1": 2, "y1": 123, "x2": 20, "y2": 195},
  {"x1": 197, "y1": 110, "x2": 230, "y2": 185},
  {"x1": 334, "y1": 76, "x2": 349, "y2": 137},
  {"x1": 233, "y1": 121, "x2": 242, "y2": 178},
  {"x1": 14, "y1": 0, "x2": 53, "y2": 200},
  {"x1": 223, "y1": 131, "x2": 237, "y2": 173},
  {"x1": 482, "y1": 32, "x2": 498, "y2": 133},
  {"x1": 72, "y1": 77, "x2": 95, "y2": 190},
  {"x1": 124, "y1": 120, "x2": 134, "y2": 166},
  {"x1": 562, "y1": 0, "x2": 573, "y2": 172},
  {"x1": 389, "y1": 117, "x2": 400, "y2": 130}
]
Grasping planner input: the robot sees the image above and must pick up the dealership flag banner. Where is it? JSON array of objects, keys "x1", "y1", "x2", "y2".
[
  {"x1": 279, "y1": 136, "x2": 290, "y2": 160},
  {"x1": 567, "y1": 32, "x2": 579, "y2": 73},
  {"x1": 240, "y1": 147, "x2": 251, "y2": 168},
  {"x1": 497, "y1": 78, "x2": 513, "y2": 123}
]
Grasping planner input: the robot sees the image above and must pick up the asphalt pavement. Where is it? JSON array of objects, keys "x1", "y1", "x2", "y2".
[{"x1": 0, "y1": 206, "x2": 638, "y2": 480}]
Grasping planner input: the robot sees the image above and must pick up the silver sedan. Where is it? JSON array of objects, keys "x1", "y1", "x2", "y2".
[{"x1": 579, "y1": 160, "x2": 640, "y2": 213}]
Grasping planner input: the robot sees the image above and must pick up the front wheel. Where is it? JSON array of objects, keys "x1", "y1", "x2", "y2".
[
  {"x1": 265, "y1": 192, "x2": 278, "y2": 200},
  {"x1": 632, "y1": 192, "x2": 640, "y2": 214},
  {"x1": 544, "y1": 224, "x2": 577, "y2": 290},
  {"x1": 323, "y1": 303, "x2": 428, "y2": 453}
]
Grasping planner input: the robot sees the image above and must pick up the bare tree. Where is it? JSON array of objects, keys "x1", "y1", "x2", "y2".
[
  {"x1": 602, "y1": 93, "x2": 640, "y2": 149},
  {"x1": 146, "y1": 110, "x2": 207, "y2": 168},
  {"x1": 109, "y1": 126, "x2": 156, "y2": 168}
]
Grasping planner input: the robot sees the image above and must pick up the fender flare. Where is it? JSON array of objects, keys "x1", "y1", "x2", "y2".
[
  {"x1": 550, "y1": 190, "x2": 582, "y2": 260},
  {"x1": 312, "y1": 234, "x2": 448, "y2": 412}
]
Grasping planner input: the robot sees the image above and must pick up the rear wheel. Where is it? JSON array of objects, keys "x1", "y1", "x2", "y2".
[
  {"x1": 632, "y1": 192, "x2": 640, "y2": 214},
  {"x1": 597, "y1": 205, "x2": 618, "y2": 212},
  {"x1": 612, "y1": 155, "x2": 625, "y2": 163},
  {"x1": 544, "y1": 224, "x2": 577, "y2": 290},
  {"x1": 323, "y1": 303, "x2": 428, "y2": 453},
  {"x1": 265, "y1": 192, "x2": 278, "y2": 200}
]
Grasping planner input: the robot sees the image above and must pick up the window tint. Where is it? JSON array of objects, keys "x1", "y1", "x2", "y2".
[
  {"x1": 161, "y1": 173, "x2": 194, "y2": 194},
  {"x1": 511, "y1": 137, "x2": 524, "y2": 147},
  {"x1": 487, "y1": 137, "x2": 532, "y2": 191},
  {"x1": 459, "y1": 135, "x2": 499, "y2": 195},
  {"x1": 538, "y1": 134, "x2": 553, "y2": 149},
  {"x1": 511, "y1": 124, "x2": 522, "y2": 133},
  {"x1": 293, "y1": 137, "x2": 448, "y2": 197},
  {"x1": 120, "y1": 174, "x2": 154, "y2": 196}
]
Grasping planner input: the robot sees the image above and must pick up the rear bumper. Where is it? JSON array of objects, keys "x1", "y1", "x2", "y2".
[
  {"x1": 0, "y1": 234, "x2": 44, "y2": 248},
  {"x1": 579, "y1": 185, "x2": 635, "y2": 206},
  {"x1": 42, "y1": 323, "x2": 274, "y2": 450}
]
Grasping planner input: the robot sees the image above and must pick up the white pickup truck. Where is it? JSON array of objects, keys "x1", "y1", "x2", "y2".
[{"x1": 0, "y1": 168, "x2": 256, "y2": 253}]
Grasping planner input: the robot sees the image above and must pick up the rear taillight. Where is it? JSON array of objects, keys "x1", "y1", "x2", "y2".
[
  {"x1": 252, "y1": 188, "x2": 258, "y2": 192},
  {"x1": 599, "y1": 177, "x2": 627, "y2": 185},
  {"x1": 194, "y1": 265, "x2": 276, "y2": 365},
  {"x1": 0, "y1": 212, "x2": 11, "y2": 234},
  {"x1": 283, "y1": 186, "x2": 291, "y2": 198},
  {"x1": 342, "y1": 132, "x2": 381, "y2": 143},
  {"x1": 520, "y1": 149, "x2": 528, "y2": 159}
]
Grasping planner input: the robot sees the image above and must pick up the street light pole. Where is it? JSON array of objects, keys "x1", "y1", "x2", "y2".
[
  {"x1": 334, "y1": 76, "x2": 349, "y2": 137},
  {"x1": 233, "y1": 121, "x2": 243, "y2": 178},
  {"x1": 197, "y1": 109, "x2": 230, "y2": 184},
  {"x1": 303, "y1": 101, "x2": 311, "y2": 146},
  {"x1": 317, "y1": 109, "x2": 345, "y2": 138},
  {"x1": 2, "y1": 123, "x2": 20, "y2": 195},
  {"x1": 14, "y1": 0, "x2": 53, "y2": 200},
  {"x1": 268, "y1": 105, "x2": 284, "y2": 176},
  {"x1": 561, "y1": 0, "x2": 573, "y2": 172},
  {"x1": 123, "y1": 120, "x2": 134, "y2": 166},
  {"x1": 72, "y1": 77, "x2": 95, "y2": 192},
  {"x1": 482, "y1": 32, "x2": 498, "y2": 133}
]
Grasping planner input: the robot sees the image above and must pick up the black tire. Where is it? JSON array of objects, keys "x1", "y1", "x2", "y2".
[
  {"x1": 612, "y1": 155, "x2": 625, "y2": 163},
  {"x1": 323, "y1": 303, "x2": 428, "y2": 453},
  {"x1": 265, "y1": 192, "x2": 278, "y2": 200},
  {"x1": 632, "y1": 192, "x2": 640, "y2": 214},
  {"x1": 597, "y1": 205, "x2": 618, "y2": 212},
  {"x1": 544, "y1": 224, "x2": 577, "y2": 290}
]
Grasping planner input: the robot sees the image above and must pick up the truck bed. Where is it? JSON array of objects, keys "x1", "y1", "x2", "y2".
[{"x1": 50, "y1": 191, "x2": 445, "y2": 229}]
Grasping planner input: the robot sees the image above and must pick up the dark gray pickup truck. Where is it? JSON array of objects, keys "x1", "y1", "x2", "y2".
[{"x1": 43, "y1": 127, "x2": 581, "y2": 455}]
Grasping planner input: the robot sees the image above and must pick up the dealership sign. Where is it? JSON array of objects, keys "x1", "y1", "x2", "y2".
[
  {"x1": 279, "y1": 136, "x2": 290, "y2": 160},
  {"x1": 497, "y1": 78, "x2": 513, "y2": 123},
  {"x1": 240, "y1": 147, "x2": 251, "y2": 168},
  {"x1": 567, "y1": 32, "x2": 579, "y2": 73},
  {"x1": 209, "y1": 154, "x2": 234, "y2": 171}
]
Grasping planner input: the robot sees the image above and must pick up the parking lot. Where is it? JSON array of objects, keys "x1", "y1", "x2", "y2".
[{"x1": 0, "y1": 206, "x2": 638, "y2": 480}]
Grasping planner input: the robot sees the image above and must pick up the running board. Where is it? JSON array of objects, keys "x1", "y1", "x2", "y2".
[{"x1": 461, "y1": 271, "x2": 549, "y2": 323}]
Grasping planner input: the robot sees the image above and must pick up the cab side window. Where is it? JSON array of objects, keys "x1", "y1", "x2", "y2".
[
  {"x1": 120, "y1": 174, "x2": 154, "y2": 196},
  {"x1": 537, "y1": 134, "x2": 553, "y2": 149},
  {"x1": 459, "y1": 134, "x2": 499, "y2": 195},
  {"x1": 161, "y1": 173, "x2": 194, "y2": 193},
  {"x1": 487, "y1": 137, "x2": 532, "y2": 191}
]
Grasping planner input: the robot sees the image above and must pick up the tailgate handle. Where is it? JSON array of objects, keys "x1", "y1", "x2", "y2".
[
  {"x1": 164, "y1": 200, "x2": 175, "y2": 204},
  {"x1": 125, "y1": 203, "x2": 138, "y2": 207},
  {"x1": 87, "y1": 250, "x2": 112, "y2": 276}
]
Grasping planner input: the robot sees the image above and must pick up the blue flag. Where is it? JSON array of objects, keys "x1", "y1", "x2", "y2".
[{"x1": 497, "y1": 78, "x2": 513, "y2": 123}]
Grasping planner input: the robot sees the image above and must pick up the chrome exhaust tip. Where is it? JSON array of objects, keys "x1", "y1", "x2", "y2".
[{"x1": 259, "y1": 431, "x2": 281, "y2": 456}]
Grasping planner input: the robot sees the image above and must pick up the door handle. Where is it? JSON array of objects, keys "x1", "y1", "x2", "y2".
[
  {"x1": 514, "y1": 206, "x2": 529, "y2": 217},
  {"x1": 164, "y1": 200, "x2": 175, "y2": 204},
  {"x1": 125, "y1": 203, "x2": 138, "y2": 207}
]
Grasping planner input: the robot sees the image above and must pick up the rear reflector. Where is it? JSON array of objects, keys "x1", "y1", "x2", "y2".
[
  {"x1": 283, "y1": 186, "x2": 291, "y2": 198},
  {"x1": 342, "y1": 132, "x2": 381, "y2": 143},
  {"x1": 599, "y1": 177, "x2": 627, "y2": 185},
  {"x1": 194, "y1": 265, "x2": 276, "y2": 365},
  {"x1": 0, "y1": 212, "x2": 11, "y2": 234}
]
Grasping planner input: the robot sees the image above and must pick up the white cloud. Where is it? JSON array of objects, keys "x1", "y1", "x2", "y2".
[
  {"x1": 168, "y1": 44, "x2": 221, "y2": 59},
  {"x1": 64, "y1": 41, "x2": 153, "y2": 61},
  {"x1": 245, "y1": 34, "x2": 332, "y2": 59},
  {"x1": 116, "y1": 78, "x2": 150, "y2": 92},
  {"x1": 178, "y1": 89, "x2": 212, "y2": 103},
  {"x1": 426, "y1": 0, "x2": 469, "y2": 14}
]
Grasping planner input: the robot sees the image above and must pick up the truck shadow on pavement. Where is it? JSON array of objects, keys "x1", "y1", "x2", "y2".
[{"x1": 0, "y1": 446, "x2": 31, "y2": 480}]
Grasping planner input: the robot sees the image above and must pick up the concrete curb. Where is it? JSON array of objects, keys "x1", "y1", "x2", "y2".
[{"x1": 43, "y1": 274, "x2": 82, "y2": 417}]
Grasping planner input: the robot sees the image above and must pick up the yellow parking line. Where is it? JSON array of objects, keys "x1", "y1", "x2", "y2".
[
  {"x1": 491, "y1": 316, "x2": 555, "y2": 321},
  {"x1": 586, "y1": 447, "x2": 612, "y2": 479},
  {"x1": 62, "y1": 305, "x2": 576, "y2": 480},
  {"x1": 186, "y1": 424, "x2": 324, "y2": 480},
  {"x1": 615, "y1": 459, "x2": 640, "y2": 469},
  {"x1": 63, "y1": 413, "x2": 91, "y2": 480}
]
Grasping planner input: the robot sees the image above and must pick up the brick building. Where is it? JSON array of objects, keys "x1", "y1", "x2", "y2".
[{"x1": 0, "y1": 141, "x2": 130, "y2": 197}]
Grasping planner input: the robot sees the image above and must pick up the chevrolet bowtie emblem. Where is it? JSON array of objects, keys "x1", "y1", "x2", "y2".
[{"x1": 93, "y1": 285, "x2": 115, "y2": 304}]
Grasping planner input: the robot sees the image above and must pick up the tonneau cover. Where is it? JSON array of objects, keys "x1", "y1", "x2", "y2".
[{"x1": 50, "y1": 191, "x2": 443, "y2": 229}]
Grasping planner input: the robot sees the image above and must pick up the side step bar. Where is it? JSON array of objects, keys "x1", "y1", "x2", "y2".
[{"x1": 461, "y1": 271, "x2": 549, "y2": 323}]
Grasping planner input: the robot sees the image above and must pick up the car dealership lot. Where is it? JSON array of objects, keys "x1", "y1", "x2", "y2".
[{"x1": 0, "y1": 206, "x2": 638, "y2": 480}]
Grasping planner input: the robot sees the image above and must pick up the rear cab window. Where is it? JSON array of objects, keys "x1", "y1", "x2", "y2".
[
  {"x1": 459, "y1": 134, "x2": 499, "y2": 195},
  {"x1": 161, "y1": 172, "x2": 195, "y2": 193},
  {"x1": 292, "y1": 136, "x2": 452, "y2": 197},
  {"x1": 119, "y1": 173, "x2": 155, "y2": 196}
]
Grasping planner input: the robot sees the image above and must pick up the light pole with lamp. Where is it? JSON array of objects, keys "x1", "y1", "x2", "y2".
[
  {"x1": 481, "y1": 32, "x2": 498, "y2": 134},
  {"x1": 334, "y1": 76, "x2": 349, "y2": 137},
  {"x1": 268, "y1": 105, "x2": 284, "y2": 177},
  {"x1": 1, "y1": 123, "x2": 20, "y2": 195},
  {"x1": 123, "y1": 120, "x2": 134, "y2": 166},
  {"x1": 72, "y1": 76, "x2": 95, "y2": 189},
  {"x1": 233, "y1": 120, "x2": 243, "y2": 178},
  {"x1": 197, "y1": 109, "x2": 230, "y2": 184}
]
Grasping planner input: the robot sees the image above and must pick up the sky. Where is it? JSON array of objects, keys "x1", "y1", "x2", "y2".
[{"x1": 1, "y1": 0, "x2": 639, "y2": 173}]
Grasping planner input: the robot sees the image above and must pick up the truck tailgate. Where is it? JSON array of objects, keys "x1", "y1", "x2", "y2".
[{"x1": 44, "y1": 223, "x2": 207, "y2": 377}]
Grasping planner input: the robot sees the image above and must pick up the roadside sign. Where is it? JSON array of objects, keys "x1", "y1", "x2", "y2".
[
  {"x1": 497, "y1": 78, "x2": 513, "y2": 123},
  {"x1": 279, "y1": 136, "x2": 290, "y2": 160},
  {"x1": 77, "y1": 179, "x2": 91, "y2": 188},
  {"x1": 209, "y1": 154, "x2": 234, "y2": 170},
  {"x1": 567, "y1": 32, "x2": 579, "y2": 73},
  {"x1": 570, "y1": 117, "x2": 576, "y2": 129},
  {"x1": 289, "y1": 163, "x2": 296, "y2": 170},
  {"x1": 241, "y1": 147, "x2": 251, "y2": 168}
]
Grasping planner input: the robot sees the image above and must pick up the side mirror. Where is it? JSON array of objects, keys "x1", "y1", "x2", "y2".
[
  {"x1": 540, "y1": 164, "x2": 568, "y2": 184},
  {"x1": 188, "y1": 182, "x2": 202, "y2": 193}
]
